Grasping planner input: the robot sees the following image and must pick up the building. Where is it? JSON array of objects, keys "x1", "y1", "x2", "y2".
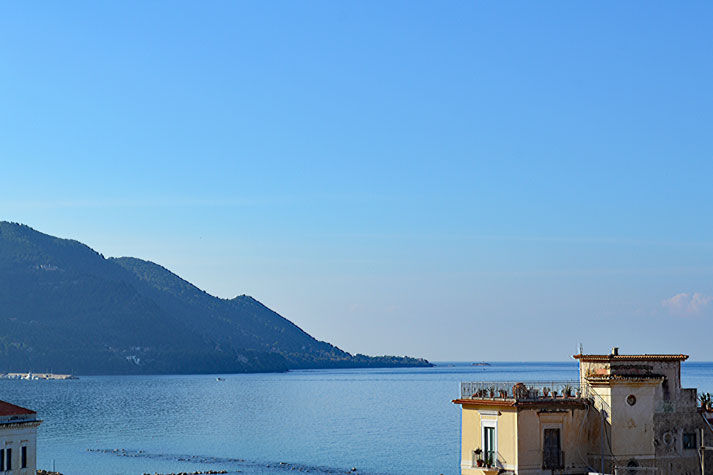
[
  {"x1": 453, "y1": 348, "x2": 713, "y2": 475},
  {"x1": 0, "y1": 400, "x2": 41, "y2": 474}
]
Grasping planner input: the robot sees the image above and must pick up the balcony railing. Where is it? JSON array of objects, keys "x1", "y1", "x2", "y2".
[
  {"x1": 542, "y1": 449, "x2": 564, "y2": 470},
  {"x1": 460, "y1": 381, "x2": 581, "y2": 400}
]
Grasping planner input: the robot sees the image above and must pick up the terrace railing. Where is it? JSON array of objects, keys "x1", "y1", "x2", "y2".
[
  {"x1": 581, "y1": 380, "x2": 612, "y2": 422},
  {"x1": 460, "y1": 381, "x2": 581, "y2": 400}
]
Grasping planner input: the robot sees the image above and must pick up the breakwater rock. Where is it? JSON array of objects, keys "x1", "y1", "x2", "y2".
[{"x1": 143, "y1": 472, "x2": 228, "y2": 475}]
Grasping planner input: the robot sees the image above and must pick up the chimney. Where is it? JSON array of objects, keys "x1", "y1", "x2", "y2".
[{"x1": 611, "y1": 347, "x2": 619, "y2": 356}]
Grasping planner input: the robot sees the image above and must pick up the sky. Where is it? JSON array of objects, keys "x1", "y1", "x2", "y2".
[{"x1": 1, "y1": 1, "x2": 712, "y2": 361}]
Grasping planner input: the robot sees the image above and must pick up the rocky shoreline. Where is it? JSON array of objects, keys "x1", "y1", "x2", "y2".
[{"x1": 142, "y1": 471, "x2": 228, "y2": 475}]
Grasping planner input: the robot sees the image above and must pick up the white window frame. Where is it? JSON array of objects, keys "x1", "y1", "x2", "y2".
[{"x1": 481, "y1": 419, "x2": 498, "y2": 466}]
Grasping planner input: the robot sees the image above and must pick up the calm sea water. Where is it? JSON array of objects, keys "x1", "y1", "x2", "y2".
[{"x1": 1, "y1": 362, "x2": 711, "y2": 475}]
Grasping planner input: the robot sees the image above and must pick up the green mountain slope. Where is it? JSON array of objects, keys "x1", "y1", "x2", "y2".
[
  {"x1": 0, "y1": 222, "x2": 430, "y2": 374},
  {"x1": 111, "y1": 257, "x2": 352, "y2": 368}
]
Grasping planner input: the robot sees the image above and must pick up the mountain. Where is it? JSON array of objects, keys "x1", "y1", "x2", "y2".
[{"x1": 0, "y1": 222, "x2": 430, "y2": 375}]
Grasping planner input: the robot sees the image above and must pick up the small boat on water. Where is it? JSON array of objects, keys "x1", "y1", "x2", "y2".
[
  {"x1": 471, "y1": 362, "x2": 491, "y2": 366},
  {"x1": 216, "y1": 377, "x2": 225, "y2": 382}
]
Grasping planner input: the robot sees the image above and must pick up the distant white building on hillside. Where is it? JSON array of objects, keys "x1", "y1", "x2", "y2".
[{"x1": 0, "y1": 400, "x2": 41, "y2": 474}]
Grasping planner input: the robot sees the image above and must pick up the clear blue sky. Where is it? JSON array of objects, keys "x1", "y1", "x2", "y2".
[{"x1": 2, "y1": 1, "x2": 712, "y2": 361}]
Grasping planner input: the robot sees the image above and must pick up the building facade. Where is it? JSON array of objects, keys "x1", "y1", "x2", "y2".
[
  {"x1": 454, "y1": 349, "x2": 713, "y2": 475},
  {"x1": 0, "y1": 400, "x2": 41, "y2": 475}
]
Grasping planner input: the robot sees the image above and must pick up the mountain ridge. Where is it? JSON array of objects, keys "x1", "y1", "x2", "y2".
[{"x1": 0, "y1": 222, "x2": 430, "y2": 374}]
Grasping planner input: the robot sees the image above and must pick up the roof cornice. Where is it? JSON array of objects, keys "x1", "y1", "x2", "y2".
[{"x1": 573, "y1": 354, "x2": 688, "y2": 362}]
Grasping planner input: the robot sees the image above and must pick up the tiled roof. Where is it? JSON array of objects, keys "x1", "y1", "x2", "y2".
[
  {"x1": 573, "y1": 354, "x2": 689, "y2": 362},
  {"x1": 0, "y1": 400, "x2": 35, "y2": 416},
  {"x1": 586, "y1": 374, "x2": 665, "y2": 383}
]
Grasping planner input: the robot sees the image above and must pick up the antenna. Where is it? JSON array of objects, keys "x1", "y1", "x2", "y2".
[{"x1": 578, "y1": 342, "x2": 583, "y2": 355}]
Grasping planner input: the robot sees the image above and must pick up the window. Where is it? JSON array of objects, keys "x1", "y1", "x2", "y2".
[
  {"x1": 21, "y1": 445, "x2": 27, "y2": 468},
  {"x1": 627, "y1": 394, "x2": 637, "y2": 406},
  {"x1": 483, "y1": 426, "x2": 495, "y2": 464},
  {"x1": 0, "y1": 448, "x2": 4, "y2": 471},
  {"x1": 683, "y1": 432, "x2": 697, "y2": 450},
  {"x1": 6, "y1": 447, "x2": 11, "y2": 471},
  {"x1": 543, "y1": 428, "x2": 563, "y2": 469}
]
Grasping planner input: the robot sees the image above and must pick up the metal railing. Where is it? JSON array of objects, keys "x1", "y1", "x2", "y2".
[
  {"x1": 613, "y1": 466, "x2": 658, "y2": 474},
  {"x1": 471, "y1": 450, "x2": 498, "y2": 469},
  {"x1": 542, "y1": 449, "x2": 564, "y2": 470},
  {"x1": 581, "y1": 380, "x2": 612, "y2": 422},
  {"x1": 460, "y1": 381, "x2": 581, "y2": 400}
]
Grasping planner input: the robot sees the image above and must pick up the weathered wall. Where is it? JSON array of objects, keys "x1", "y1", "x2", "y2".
[
  {"x1": 609, "y1": 382, "x2": 656, "y2": 461},
  {"x1": 584, "y1": 407, "x2": 613, "y2": 474},
  {"x1": 579, "y1": 360, "x2": 685, "y2": 397},
  {"x1": 516, "y1": 407, "x2": 591, "y2": 475},
  {"x1": 653, "y1": 408, "x2": 708, "y2": 474}
]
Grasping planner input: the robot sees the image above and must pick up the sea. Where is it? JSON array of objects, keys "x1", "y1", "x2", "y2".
[{"x1": 2, "y1": 362, "x2": 712, "y2": 475}]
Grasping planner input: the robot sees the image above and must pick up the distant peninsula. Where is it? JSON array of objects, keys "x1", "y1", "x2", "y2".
[{"x1": 0, "y1": 222, "x2": 431, "y2": 375}]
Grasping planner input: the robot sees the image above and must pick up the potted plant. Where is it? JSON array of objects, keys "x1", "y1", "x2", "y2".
[
  {"x1": 485, "y1": 454, "x2": 493, "y2": 468},
  {"x1": 512, "y1": 382, "x2": 528, "y2": 399},
  {"x1": 474, "y1": 448, "x2": 483, "y2": 467},
  {"x1": 542, "y1": 387, "x2": 551, "y2": 398},
  {"x1": 488, "y1": 386, "x2": 495, "y2": 398},
  {"x1": 700, "y1": 392, "x2": 713, "y2": 412},
  {"x1": 498, "y1": 389, "x2": 508, "y2": 398},
  {"x1": 563, "y1": 384, "x2": 573, "y2": 398}
]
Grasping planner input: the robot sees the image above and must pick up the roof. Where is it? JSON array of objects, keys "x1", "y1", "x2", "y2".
[
  {"x1": 586, "y1": 374, "x2": 666, "y2": 383},
  {"x1": 0, "y1": 400, "x2": 36, "y2": 416},
  {"x1": 573, "y1": 354, "x2": 689, "y2": 362},
  {"x1": 453, "y1": 398, "x2": 516, "y2": 407},
  {"x1": 453, "y1": 398, "x2": 588, "y2": 410}
]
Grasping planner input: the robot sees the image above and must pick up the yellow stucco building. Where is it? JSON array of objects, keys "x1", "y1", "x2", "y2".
[{"x1": 454, "y1": 348, "x2": 713, "y2": 475}]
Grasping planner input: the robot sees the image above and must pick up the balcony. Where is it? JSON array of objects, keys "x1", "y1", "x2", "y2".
[
  {"x1": 460, "y1": 381, "x2": 581, "y2": 401},
  {"x1": 542, "y1": 449, "x2": 564, "y2": 470}
]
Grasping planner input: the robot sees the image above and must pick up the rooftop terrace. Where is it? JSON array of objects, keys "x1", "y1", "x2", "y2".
[
  {"x1": 456, "y1": 380, "x2": 614, "y2": 420},
  {"x1": 459, "y1": 380, "x2": 582, "y2": 401}
]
